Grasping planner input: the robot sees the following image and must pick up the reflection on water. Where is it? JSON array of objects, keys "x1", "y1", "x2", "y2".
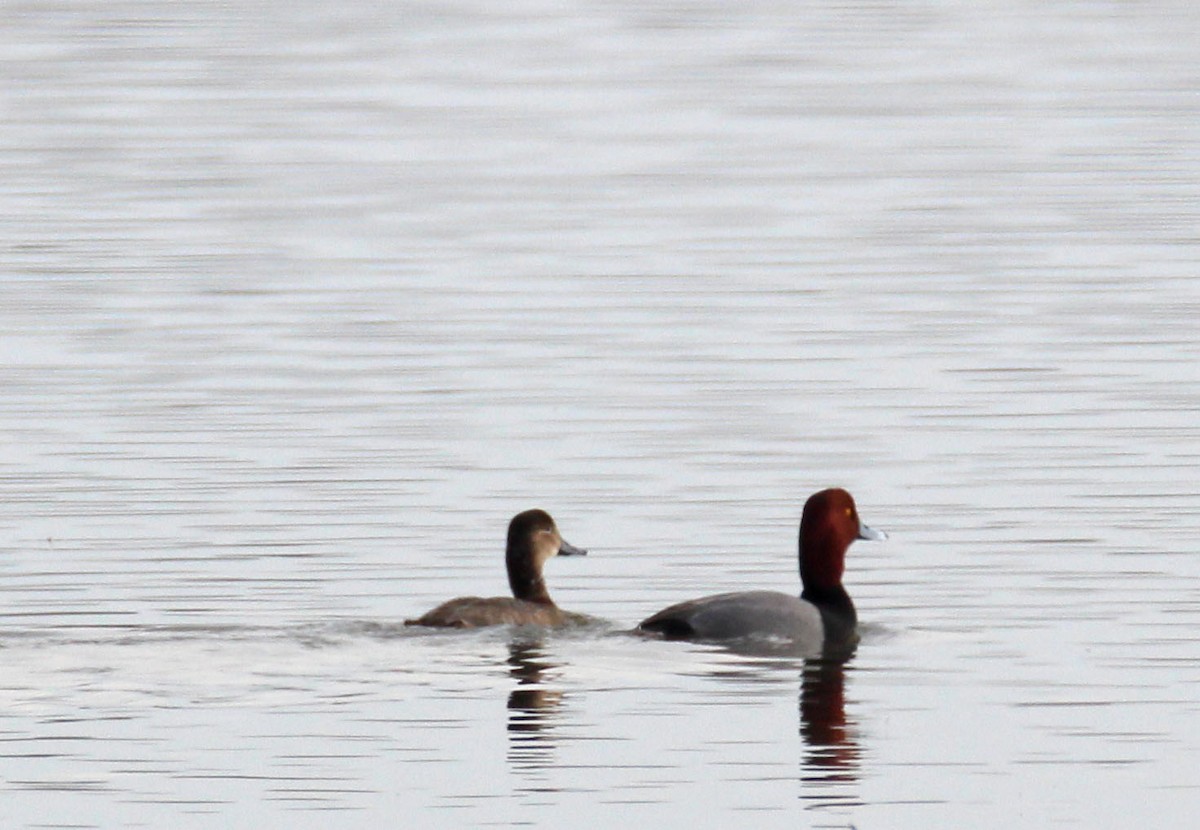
[
  {"x1": 685, "y1": 640, "x2": 863, "y2": 810},
  {"x1": 799, "y1": 657, "x2": 859, "y2": 808},
  {"x1": 506, "y1": 639, "x2": 566, "y2": 777}
]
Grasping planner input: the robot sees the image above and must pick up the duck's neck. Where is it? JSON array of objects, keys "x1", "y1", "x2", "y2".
[
  {"x1": 507, "y1": 559, "x2": 554, "y2": 605},
  {"x1": 801, "y1": 584, "x2": 857, "y2": 643}
]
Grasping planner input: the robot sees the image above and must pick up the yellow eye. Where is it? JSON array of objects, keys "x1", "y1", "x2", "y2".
[{"x1": 845, "y1": 508, "x2": 853, "y2": 517}]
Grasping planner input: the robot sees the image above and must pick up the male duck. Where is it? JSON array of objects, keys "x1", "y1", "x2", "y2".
[{"x1": 638, "y1": 489, "x2": 884, "y2": 651}]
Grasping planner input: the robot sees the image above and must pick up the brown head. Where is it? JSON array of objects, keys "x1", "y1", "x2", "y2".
[{"x1": 505, "y1": 509, "x2": 587, "y2": 604}]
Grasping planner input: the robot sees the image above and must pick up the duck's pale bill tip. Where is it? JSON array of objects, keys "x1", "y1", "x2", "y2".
[{"x1": 858, "y1": 523, "x2": 887, "y2": 542}]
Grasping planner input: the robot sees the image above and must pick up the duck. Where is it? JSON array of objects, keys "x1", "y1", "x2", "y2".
[
  {"x1": 406, "y1": 509, "x2": 590, "y2": 628},
  {"x1": 637, "y1": 488, "x2": 884, "y2": 651}
]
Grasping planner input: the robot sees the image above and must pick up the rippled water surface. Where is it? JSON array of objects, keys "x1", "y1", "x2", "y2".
[{"x1": 2, "y1": 1, "x2": 1199, "y2": 827}]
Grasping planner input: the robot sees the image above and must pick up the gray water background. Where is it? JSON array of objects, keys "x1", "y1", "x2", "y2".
[{"x1": 2, "y1": 1, "x2": 1199, "y2": 827}]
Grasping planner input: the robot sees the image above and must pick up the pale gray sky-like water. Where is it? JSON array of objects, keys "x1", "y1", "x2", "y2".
[{"x1": 2, "y1": 2, "x2": 1199, "y2": 828}]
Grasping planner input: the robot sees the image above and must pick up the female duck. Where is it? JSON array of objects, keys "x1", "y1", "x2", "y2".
[
  {"x1": 638, "y1": 489, "x2": 884, "y2": 651},
  {"x1": 406, "y1": 509, "x2": 589, "y2": 628}
]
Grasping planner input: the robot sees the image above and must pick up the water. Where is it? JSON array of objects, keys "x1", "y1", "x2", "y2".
[{"x1": 2, "y1": 1, "x2": 1199, "y2": 827}]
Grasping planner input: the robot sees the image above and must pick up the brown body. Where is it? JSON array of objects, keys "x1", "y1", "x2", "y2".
[
  {"x1": 408, "y1": 596, "x2": 590, "y2": 628},
  {"x1": 405, "y1": 509, "x2": 589, "y2": 629}
]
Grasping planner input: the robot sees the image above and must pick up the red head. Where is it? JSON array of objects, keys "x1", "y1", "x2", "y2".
[{"x1": 799, "y1": 488, "x2": 882, "y2": 592}]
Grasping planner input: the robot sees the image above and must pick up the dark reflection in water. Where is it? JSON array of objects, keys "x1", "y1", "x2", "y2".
[
  {"x1": 799, "y1": 652, "x2": 860, "y2": 809},
  {"x1": 669, "y1": 636, "x2": 862, "y2": 809},
  {"x1": 505, "y1": 639, "x2": 565, "y2": 776}
]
